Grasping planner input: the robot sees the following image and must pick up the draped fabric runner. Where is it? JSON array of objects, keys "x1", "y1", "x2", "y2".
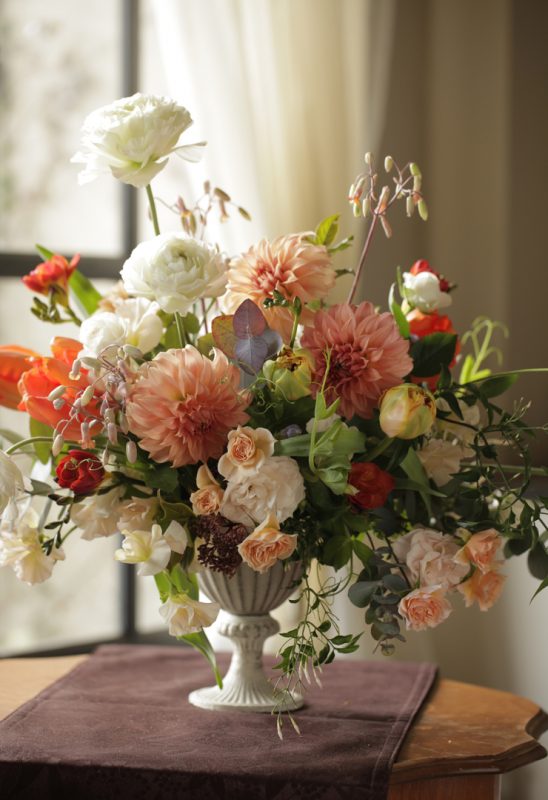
[{"x1": 0, "y1": 644, "x2": 437, "y2": 800}]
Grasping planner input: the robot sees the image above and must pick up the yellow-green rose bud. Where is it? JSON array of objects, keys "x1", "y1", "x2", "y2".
[
  {"x1": 262, "y1": 348, "x2": 313, "y2": 401},
  {"x1": 379, "y1": 383, "x2": 436, "y2": 439}
]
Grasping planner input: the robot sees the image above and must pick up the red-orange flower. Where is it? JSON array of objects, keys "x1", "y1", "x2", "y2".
[
  {"x1": 17, "y1": 337, "x2": 100, "y2": 441},
  {"x1": 56, "y1": 450, "x2": 104, "y2": 495},
  {"x1": 22, "y1": 254, "x2": 80, "y2": 296},
  {"x1": 408, "y1": 309, "x2": 460, "y2": 390},
  {"x1": 0, "y1": 345, "x2": 38, "y2": 409},
  {"x1": 348, "y1": 462, "x2": 395, "y2": 509}
]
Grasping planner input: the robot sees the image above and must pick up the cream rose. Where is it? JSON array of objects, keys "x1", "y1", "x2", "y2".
[
  {"x1": 79, "y1": 298, "x2": 163, "y2": 357},
  {"x1": 396, "y1": 527, "x2": 468, "y2": 589},
  {"x1": 120, "y1": 233, "x2": 227, "y2": 315},
  {"x1": 455, "y1": 528, "x2": 503, "y2": 574},
  {"x1": 458, "y1": 569, "x2": 506, "y2": 611},
  {"x1": 238, "y1": 512, "x2": 297, "y2": 573},
  {"x1": 220, "y1": 456, "x2": 305, "y2": 528},
  {"x1": 398, "y1": 585, "x2": 452, "y2": 631},
  {"x1": 72, "y1": 93, "x2": 204, "y2": 187},
  {"x1": 159, "y1": 594, "x2": 220, "y2": 636},
  {"x1": 190, "y1": 464, "x2": 224, "y2": 516},
  {"x1": 218, "y1": 427, "x2": 275, "y2": 480}
]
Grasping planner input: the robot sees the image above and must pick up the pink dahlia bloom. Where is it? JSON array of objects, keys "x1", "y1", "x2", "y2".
[
  {"x1": 126, "y1": 347, "x2": 251, "y2": 467},
  {"x1": 222, "y1": 234, "x2": 335, "y2": 340},
  {"x1": 301, "y1": 302, "x2": 413, "y2": 420}
]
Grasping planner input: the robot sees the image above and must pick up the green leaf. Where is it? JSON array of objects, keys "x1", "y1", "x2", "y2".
[
  {"x1": 35, "y1": 243, "x2": 55, "y2": 261},
  {"x1": 329, "y1": 236, "x2": 354, "y2": 254},
  {"x1": 388, "y1": 283, "x2": 410, "y2": 338},
  {"x1": 321, "y1": 534, "x2": 353, "y2": 569},
  {"x1": 183, "y1": 312, "x2": 200, "y2": 335},
  {"x1": 30, "y1": 479, "x2": 54, "y2": 496},
  {"x1": 29, "y1": 419, "x2": 53, "y2": 464},
  {"x1": 410, "y1": 333, "x2": 458, "y2": 377},
  {"x1": 527, "y1": 542, "x2": 548, "y2": 581},
  {"x1": 181, "y1": 630, "x2": 223, "y2": 689},
  {"x1": 476, "y1": 373, "x2": 518, "y2": 398},
  {"x1": 400, "y1": 448, "x2": 432, "y2": 516},
  {"x1": 211, "y1": 315, "x2": 237, "y2": 358},
  {"x1": 197, "y1": 333, "x2": 215, "y2": 355},
  {"x1": 146, "y1": 465, "x2": 179, "y2": 493},
  {"x1": 315, "y1": 214, "x2": 340, "y2": 247},
  {"x1": 69, "y1": 270, "x2": 102, "y2": 317},
  {"x1": 352, "y1": 538, "x2": 374, "y2": 565},
  {"x1": 154, "y1": 571, "x2": 171, "y2": 602},
  {"x1": 394, "y1": 477, "x2": 447, "y2": 497},
  {"x1": 382, "y1": 573, "x2": 408, "y2": 593},
  {"x1": 170, "y1": 564, "x2": 199, "y2": 598},
  {"x1": 348, "y1": 580, "x2": 377, "y2": 607}
]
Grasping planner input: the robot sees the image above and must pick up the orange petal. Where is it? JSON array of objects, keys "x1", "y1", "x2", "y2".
[
  {"x1": 50, "y1": 337, "x2": 82, "y2": 366},
  {"x1": 0, "y1": 345, "x2": 38, "y2": 409}
]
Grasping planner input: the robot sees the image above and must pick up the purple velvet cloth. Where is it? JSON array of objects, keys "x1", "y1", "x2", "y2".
[{"x1": 0, "y1": 644, "x2": 436, "y2": 800}]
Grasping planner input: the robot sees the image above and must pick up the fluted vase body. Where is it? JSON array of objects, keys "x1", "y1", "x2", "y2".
[{"x1": 188, "y1": 560, "x2": 303, "y2": 713}]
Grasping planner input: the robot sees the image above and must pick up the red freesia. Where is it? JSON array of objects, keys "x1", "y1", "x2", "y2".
[
  {"x1": 348, "y1": 462, "x2": 395, "y2": 509},
  {"x1": 409, "y1": 259, "x2": 451, "y2": 293},
  {"x1": 17, "y1": 337, "x2": 101, "y2": 441},
  {"x1": 0, "y1": 345, "x2": 38, "y2": 409},
  {"x1": 22, "y1": 253, "x2": 80, "y2": 295},
  {"x1": 408, "y1": 309, "x2": 460, "y2": 390},
  {"x1": 56, "y1": 450, "x2": 105, "y2": 495}
]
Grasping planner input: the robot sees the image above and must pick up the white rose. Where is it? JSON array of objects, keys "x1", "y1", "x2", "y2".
[
  {"x1": 72, "y1": 485, "x2": 125, "y2": 540},
  {"x1": 71, "y1": 93, "x2": 205, "y2": 188},
  {"x1": 159, "y1": 594, "x2": 220, "y2": 636},
  {"x1": 220, "y1": 455, "x2": 305, "y2": 528},
  {"x1": 417, "y1": 438, "x2": 470, "y2": 486},
  {"x1": 114, "y1": 523, "x2": 171, "y2": 576},
  {"x1": 0, "y1": 508, "x2": 65, "y2": 585},
  {"x1": 0, "y1": 451, "x2": 25, "y2": 515},
  {"x1": 403, "y1": 271, "x2": 452, "y2": 313},
  {"x1": 120, "y1": 233, "x2": 227, "y2": 314},
  {"x1": 397, "y1": 527, "x2": 468, "y2": 589},
  {"x1": 79, "y1": 298, "x2": 163, "y2": 357}
]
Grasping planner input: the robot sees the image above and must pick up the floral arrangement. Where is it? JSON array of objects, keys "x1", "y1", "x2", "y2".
[{"x1": 1, "y1": 93, "x2": 547, "y2": 697}]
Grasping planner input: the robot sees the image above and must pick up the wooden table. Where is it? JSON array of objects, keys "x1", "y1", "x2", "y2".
[{"x1": 0, "y1": 656, "x2": 546, "y2": 799}]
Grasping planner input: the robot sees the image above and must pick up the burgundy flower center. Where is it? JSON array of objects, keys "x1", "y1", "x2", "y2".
[{"x1": 327, "y1": 343, "x2": 369, "y2": 386}]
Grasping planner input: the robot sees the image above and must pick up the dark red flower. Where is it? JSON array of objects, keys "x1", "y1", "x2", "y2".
[
  {"x1": 56, "y1": 450, "x2": 104, "y2": 495},
  {"x1": 348, "y1": 462, "x2": 395, "y2": 510},
  {"x1": 409, "y1": 259, "x2": 452, "y2": 293},
  {"x1": 22, "y1": 254, "x2": 80, "y2": 296}
]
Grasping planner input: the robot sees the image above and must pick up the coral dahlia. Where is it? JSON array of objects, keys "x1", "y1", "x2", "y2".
[
  {"x1": 301, "y1": 302, "x2": 413, "y2": 420},
  {"x1": 126, "y1": 346, "x2": 250, "y2": 467},
  {"x1": 222, "y1": 234, "x2": 335, "y2": 340}
]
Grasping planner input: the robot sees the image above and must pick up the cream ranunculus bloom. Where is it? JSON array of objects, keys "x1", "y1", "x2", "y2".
[
  {"x1": 238, "y1": 512, "x2": 297, "y2": 573},
  {"x1": 79, "y1": 298, "x2": 163, "y2": 357},
  {"x1": 0, "y1": 451, "x2": 25, "y2": 515},
  {"x1": 114, "y1": 523, "x2": 171, "y2": 576},
  {"x1": 120, "y1": 233, "x2": 228, "y2": 315},
  {"x1": 220, "y1": 456, "x2": 305, "y2": 528},
  {"x1": 0, "y1": 508, "x2": 65, "y2": 585},
  {"x1": 71, "y1": 93, "x2": 205, "y2": 188},
  {"x1": 159, "y1": 594, "x2": 220, "y2": 636},
  {"x1": 402, "y1": 271, "x2": 452, "y2": 313}
]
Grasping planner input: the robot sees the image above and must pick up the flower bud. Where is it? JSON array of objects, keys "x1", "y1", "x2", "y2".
[
  {"x1": 364, "y1": 151, "x2": 372, "y2": 165},
  {"x1": 80, "y1": 385, "x2": 94, "y2": 407},
  {"x1": 126, "y1": 440, "x2": 137, "y2": 463},
  {"x1": 68, "y1": 359, "x2": 81, "y2": 381},
  {"x1": 262, "y1": 348, "x2": 313, "y2": 401},
  {"x1": 107, "y1": 422, "x2": 118, "y2": 445},
  {"x1": 418, "y1": 199, "x2": 429, "y2": 221},
  {"x1": 384, "y1": 155, "x2": 394, "y2": 173},
  {"x1": 410, "y1": 162, "x2": 422, "y2": 177},
  {"x1": 406, "y1": 195, "x2": 415, "y2": 217},
  {"x1": 52, "y1": 434, "x2": 65, "y2": 457},
  {"x1": 53, "y1": 398, "x2": 66, "y2": 411},
  {"x1": 362, "y1": 198, "x2": 370, "y2": 218},
  {"x1": 47, "y1": 385, "x2": 66, "y2": 403},
  {"x1": 379, "y1": 383, "x2": 436, "y2": 439}
]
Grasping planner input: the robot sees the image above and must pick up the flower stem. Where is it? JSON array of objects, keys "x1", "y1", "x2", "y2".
[
  {"x1": 146, "y1": 184, "x2": 161, "y2": 236},
  {"x1": 5, "y1": 436, "x2": 53, "y2": 456},
  {"x1": 347, "y1": 215, "x2": 379, "y2": 304},
  {"x1": 289, "y1": 308, "x2": 301, "y2": 350},
  {"x1": 174, "y1": 311, "x2": 187, "y2": 348}
]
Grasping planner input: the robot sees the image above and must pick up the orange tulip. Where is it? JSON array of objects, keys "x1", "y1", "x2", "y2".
[{"x1": 0, "y1": 345, "x2": 38, "y2": 409}]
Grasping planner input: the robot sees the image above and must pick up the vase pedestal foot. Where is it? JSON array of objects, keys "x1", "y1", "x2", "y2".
[{"x1": 188, "y1": 612, "x2": 304, "y2": 713}]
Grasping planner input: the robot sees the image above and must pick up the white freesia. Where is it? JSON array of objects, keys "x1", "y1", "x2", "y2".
[
  {"x1": 159, "y1": 594, "x2": 220, "y2": 636},
  {"x1": 0, "y1": 451, "x2": 25, "y2": 515},
  {"x1": 71, "y1": 93, "x2": 205, "y2": 188},
  {"x1": 120, "y1": 233, "x2": 227, "y2": 315},
  {"x1": 163, "y1": 520, "x2": 189, "y2": 555},
  {"x1": 0, "y1": 508, "x2": 65, "y2": 585},
  {"x1": 72, "y1": 485, "x2": 125, "y2": 540},
  {"x1": 403, "y1": 271, "x2": 452, "y2": 313},
  {"x1": 221, "y1": 456, "x2": 305, "y2": 528},
  {"x1": 114, "y1": 523, "x2": 171, "y2": 576},
  {"x1": 418, "y1": 438, "x2": 470, "y2": 486},
  {"x1": 79, "y1": 298, "x2": 163, "y2": 357}
]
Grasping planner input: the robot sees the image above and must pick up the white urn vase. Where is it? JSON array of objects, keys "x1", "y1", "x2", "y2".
[{"x1": 188, "y1": 560, "x2": 303, "y2": 713}]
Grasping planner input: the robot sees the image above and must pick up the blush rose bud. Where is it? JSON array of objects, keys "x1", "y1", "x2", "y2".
[{"x1": 379, "y1": 383, "x2": 436, "y2": 439}]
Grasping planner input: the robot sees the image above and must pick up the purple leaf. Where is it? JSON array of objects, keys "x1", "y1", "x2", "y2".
[
  {"x1": 235, "y1": 336, "x2": 268, "y2": 374},
  {"x1": 262, "y1": 327, "x2": 283, "y2": 359},
  {"x1": 233, "y1": 299, "x2": 266, "y2": 338}
]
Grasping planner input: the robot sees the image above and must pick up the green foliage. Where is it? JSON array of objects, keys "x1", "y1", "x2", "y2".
[
  {"x1": 29, "y1": 419, "x2": 53, "y2": 464},
  {"x1": 69, "y1": 270, "x2": 102, "y2": 317},
  {"x1": 388, "y1": 283, "x2": 410, "y2": 339},
  {"x1": 410, "y1": 333, "x2": 458, "y2": 377}
]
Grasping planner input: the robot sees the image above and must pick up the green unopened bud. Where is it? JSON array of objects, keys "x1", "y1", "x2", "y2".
[
  {"x1": 418, "y1": 199, "x2": 429, "y2": 221},
  {"x1": 364, "y1": 151, "x2": 373, "y2": 166},
  {"x1": 262, "y1": 348, "x2": 313, "y2": 401},
  {"x1": 410, "y1": 162, "x2": 422, "y2": 178},
  {"x1": 379, "y1": 383, "x2": 436, "y2": 439},
  {"x1": 413, "y1": 175, "x2": 422, "y2": 193},
  {"x1": 406, "y1": 195, "x2": 415, "y2": 217},
  {"x1": 384, "y1": 155, "x2": 394, "y2": 173}
]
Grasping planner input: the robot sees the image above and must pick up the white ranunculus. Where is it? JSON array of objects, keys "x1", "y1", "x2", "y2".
[
  {"x1": 417, "y1": 438, "x2": 470, "y2": 487},
  {"x1": 403, "y1": 271, "x2": 452, "y2": 313},
  {"x1": 72, "y1": 485, "x2": 125, "y2": 540},
  {"x1": 79, "y1": 298, "x2": 163, "y2": 357},
  {"x1": 120, "y1": 233, "x2": 227, "y2": 315},
  {"x1": 114, "y1": 523, "x2": 171, "y2": 576},
  {"x1": 0, "y1": 508, "x2": 65, "y2": 585},
  {"x1": 159, "y1": 594, "x2": 220, "y2": 636},
  {"x1": 71, "y1": 93, "x2": 205, "y2": 188},
  {"x1": 220, "y1": 456, "x2": 305, "y2": 528},
  {"x1": 0, "y1": 451, "x2": 25, "y2": 516}
]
